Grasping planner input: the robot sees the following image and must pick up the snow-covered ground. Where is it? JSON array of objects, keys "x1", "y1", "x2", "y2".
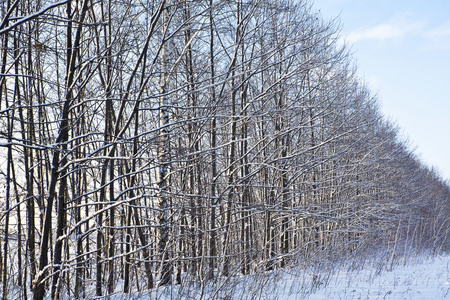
[
  {"x1": 14, "y1": 253, "x2": 449, "y2": 299},
  {"x1": 283, "y1": 255, "x2": 450, "y2": 299},
  {"x1": 126, "y1": 254, "x2": 450, "y2": 300}
]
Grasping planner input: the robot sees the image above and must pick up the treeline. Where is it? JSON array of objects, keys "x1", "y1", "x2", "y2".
[{"x1": 0, "y1": 0, "x2": 449, "y2": 299}]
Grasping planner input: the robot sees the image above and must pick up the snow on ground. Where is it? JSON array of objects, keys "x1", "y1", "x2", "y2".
[
  {"x1": 140, "y1": 254, "x2": 450, "y2": 300},
  {"x1": 20, "y1": 253, "x2": 449, "y2": 299},
  {"x1": 284, "y1": 255, "x2": 450, "y2": 299}
]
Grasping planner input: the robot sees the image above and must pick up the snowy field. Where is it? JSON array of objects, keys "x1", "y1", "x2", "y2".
[
  {"x1": 13, "y1": 254, "x2": 449, "y2": 299},
  {"x1": 291, "y1": 255, "x2": 450, "y2": 300},
  {"x1": 104, "y1": 254, "x2": 450, "y2": 300}
]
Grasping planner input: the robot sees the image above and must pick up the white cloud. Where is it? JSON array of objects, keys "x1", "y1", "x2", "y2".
[
  {"x1": 345, "y1": 12, "x2": 424, "y2": 43},
  {"x1": 344, "y1": 10, "x2": 450, "y2": 51}
]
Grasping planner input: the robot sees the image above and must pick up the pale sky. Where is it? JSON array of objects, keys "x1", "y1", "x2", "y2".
[{"x1": 313, "y1": 0, "x2": 450, "y2": 182}]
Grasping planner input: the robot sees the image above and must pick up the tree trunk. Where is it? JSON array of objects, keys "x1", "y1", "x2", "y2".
[
  {"x1": 157, "y1": 7, "x2": 171, "y2": 285},
  {"x1": 208, "y1": 0, "x2": 217, "y2": 279}
]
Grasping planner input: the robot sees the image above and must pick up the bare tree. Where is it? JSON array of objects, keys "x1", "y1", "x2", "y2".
[{"x1": 1, "y1": 0, "x2": 450, "y2": 299}]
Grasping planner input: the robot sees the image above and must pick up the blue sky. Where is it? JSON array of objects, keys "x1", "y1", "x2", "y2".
[{"x1": 313, "y1": 0, "x2": 450, "y2": 181}]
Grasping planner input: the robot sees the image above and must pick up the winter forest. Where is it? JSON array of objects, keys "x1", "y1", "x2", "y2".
[{"x1": 1, "y1": 0, "x2": 450, "y2": 299}]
